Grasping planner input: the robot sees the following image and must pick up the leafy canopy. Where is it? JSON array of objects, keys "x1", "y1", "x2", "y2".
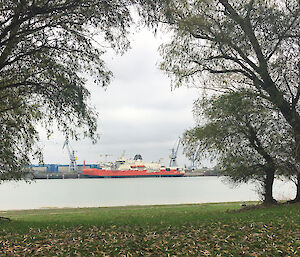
[
  {"x1": 183, "y1": 90, "x2": 295, "y2": 184},
  {"x1": 0, "y1": 0, "x2": 165, "y2": 179},
  {"x1": 159, "y1": 0, "x2": 300, "y2": 158}
]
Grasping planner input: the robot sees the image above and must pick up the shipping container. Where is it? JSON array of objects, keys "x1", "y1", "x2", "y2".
[
  {"x1": 58, "y1": 165, "x2": 69, "y2": 172},
  {"x1": 46, "y1": 164, "x2": 58, "y2": 172}
]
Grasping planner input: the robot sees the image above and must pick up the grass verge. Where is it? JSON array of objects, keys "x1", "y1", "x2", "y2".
[{"x1": 0, "y1": 202, "x2": 299, "y2": 256}]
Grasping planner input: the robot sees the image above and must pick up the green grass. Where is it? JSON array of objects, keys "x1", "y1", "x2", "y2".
[{"x1": 0, "y1": 202, "x2": 299, "y2": 256}]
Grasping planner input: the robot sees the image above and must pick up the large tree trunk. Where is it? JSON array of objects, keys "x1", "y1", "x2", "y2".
[
  {"x1": 263, "y1": 169, "x2": 277, "y2": 204},
  {"x1": 295, "y1": 180, "x2": 300, "y2": 202},
  {"x1": 263, "y1": 85, "x2": 300, "y2": 203},
  {"x1": 290, "y1": 172, "x2": 300, "y2": 203},
  {"x1": 247, "y1": 125, "x2": 277, "y2": 204}
]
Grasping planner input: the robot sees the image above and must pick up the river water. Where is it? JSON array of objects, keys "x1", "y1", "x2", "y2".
[{"x1": 0, "y1": 177, "x2": 295, "y2": 210}]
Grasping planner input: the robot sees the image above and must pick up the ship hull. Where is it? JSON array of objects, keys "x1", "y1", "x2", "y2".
[{"x1": 82, "y1": 168, "x2": 184, "y2": 178}]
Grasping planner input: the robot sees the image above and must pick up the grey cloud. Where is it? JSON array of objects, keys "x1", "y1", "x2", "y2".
[{"x1": 39, "y1": 28, "x2": 203, "y2": 167}]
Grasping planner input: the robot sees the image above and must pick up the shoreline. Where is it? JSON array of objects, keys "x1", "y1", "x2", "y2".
[
  {"x1": 0, "y1": 201, "x2": 257, "y2": 213},
  {"x1": 31, "y1": 171, "x2": 212, "y2": 179}
]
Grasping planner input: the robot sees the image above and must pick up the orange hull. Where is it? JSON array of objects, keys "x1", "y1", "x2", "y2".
[{"x1": 82, "y1": 168, "x2": 184, "y2": 178}]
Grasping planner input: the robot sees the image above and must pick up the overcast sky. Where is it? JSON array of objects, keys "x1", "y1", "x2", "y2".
[{"x1": 39, "y1": 28, "x2": 207, "y2": 168}]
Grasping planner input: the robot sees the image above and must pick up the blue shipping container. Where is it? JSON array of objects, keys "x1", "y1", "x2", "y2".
[{"x1": 46, "y1": 164, "x2": 58, "y2": 172}]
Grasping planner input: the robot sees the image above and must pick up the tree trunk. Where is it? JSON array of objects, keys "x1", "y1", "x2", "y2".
[
  {"x1": 295, "y1": 180, "x2": 300, "y2": 202},
  {"x1": 263, "y1": 169, "x2": 277, "y2": 204},
  {"x1": 290, "y1": 172, "x2": 300, "y2": 203}
]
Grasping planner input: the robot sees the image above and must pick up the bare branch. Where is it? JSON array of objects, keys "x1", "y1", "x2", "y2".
[{"x1": 267, "y1": 10, "x2": 300, "y2": 60}]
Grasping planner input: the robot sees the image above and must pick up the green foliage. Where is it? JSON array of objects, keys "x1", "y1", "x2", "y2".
[
  {"x1": 0, "y1": 0, "x2": 138, "y2": 178},
  {"x1": 0, "y1": 0, "x2": 167, "y2": 179},
  {"x1": 159, "y1": 0, "x2": 300, "y2": 160},
  {"x1": 155, "y1": 0, "x2": 300, "y2": 201},
  {"x1": 0, "y1": 99, "x2": 42, "y2": 180},
  {"x1": 183, "y1": 90, "x2": 297, "y2": 201},
  {"x1": 0, "y1": 203, "x2": 299, "y2": 255}
]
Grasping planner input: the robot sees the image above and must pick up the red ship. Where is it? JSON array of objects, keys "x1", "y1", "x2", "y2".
[
  {"x1": 83, "y1": 154, "x2": 184, "y2": 178},
  {"x1": 83, "y1": 166, "x2": 184, "y2": 178}
]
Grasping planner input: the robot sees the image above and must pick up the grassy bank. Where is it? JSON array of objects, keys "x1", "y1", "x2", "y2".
[{"x1": 0, "y1": 202, "x2": 299, "y2": 256}]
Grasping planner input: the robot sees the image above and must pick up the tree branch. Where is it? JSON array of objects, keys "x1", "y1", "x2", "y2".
[
  {"x1": 219, "y1": 0, "x2": 268, "y2": 72},
  {"x1": 267, "y1": 10, "x2": 300, "y2": 60}
]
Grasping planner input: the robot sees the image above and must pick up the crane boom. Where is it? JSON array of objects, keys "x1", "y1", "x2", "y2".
[
  {"x1": 189, "y1": 145, "x2": 200, "y2": 170},
  {"x1": 169, "y1": 137, "x2": 181, "y2": 167},
  {"x1": 63, "y1": 139, "x2": 77, "y2": 171}
]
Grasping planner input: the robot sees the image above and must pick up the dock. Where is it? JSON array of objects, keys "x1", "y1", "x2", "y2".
[{"x1": 32, "y1": 171, "x2": 210, "y2": 179}]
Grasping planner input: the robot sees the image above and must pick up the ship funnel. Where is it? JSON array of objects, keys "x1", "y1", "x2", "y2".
[{"x1": 134, "y1": 154, "x2": 143, "y2": 160}]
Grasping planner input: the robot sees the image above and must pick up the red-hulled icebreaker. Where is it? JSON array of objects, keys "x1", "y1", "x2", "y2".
[{"x1": 83, "y1": 154, "x2": 184, "y2": 178}]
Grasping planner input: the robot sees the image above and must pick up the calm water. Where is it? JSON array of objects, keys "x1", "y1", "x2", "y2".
[{"x1": 0, "y1": 177, "x2": 295, "y2": 210}]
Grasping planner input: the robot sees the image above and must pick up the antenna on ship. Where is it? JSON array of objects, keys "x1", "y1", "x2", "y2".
[
  {"x1": 169, "y1": 137, "x2": 181, "y2": 167},
  {"x1": 63, "y1": 138, "x2": 77, "y2": 171}
]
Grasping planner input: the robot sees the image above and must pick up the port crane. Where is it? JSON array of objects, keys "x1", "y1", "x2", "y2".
[
  {"x1": 189, "y1": 145, "x2": 200, "y2": 170},
  {"x1": 63, "y1": 138, "x2": 77, "y2": 171},
  {"x1": 169, "y1": 137, "x2": 181, "y2": 167}
]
